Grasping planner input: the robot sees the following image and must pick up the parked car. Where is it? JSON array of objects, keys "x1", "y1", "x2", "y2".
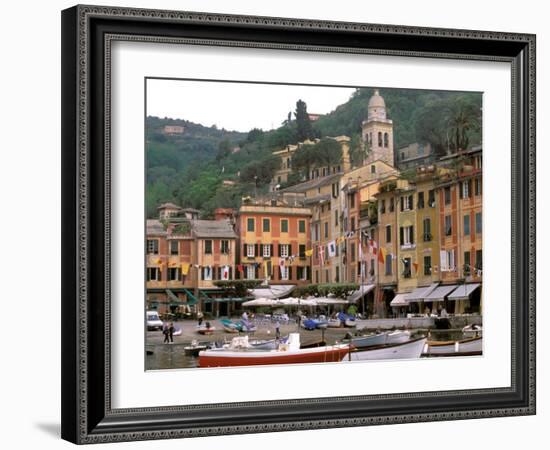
[{"x1": 146, "y1": 310, "x2": 163, "y2": 331}]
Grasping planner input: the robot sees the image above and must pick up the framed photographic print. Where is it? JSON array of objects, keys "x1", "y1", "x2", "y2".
[{"x1": 61, "y1": 4, "x2": 536, "y2": 444}]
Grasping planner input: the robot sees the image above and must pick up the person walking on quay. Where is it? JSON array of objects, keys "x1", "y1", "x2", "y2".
[
  {"x1": 168, "y1": 321, "x2": 175, "y2": 343},
  {"x1": 162, "y1": 322, "x2": 170, "y2": 344}
]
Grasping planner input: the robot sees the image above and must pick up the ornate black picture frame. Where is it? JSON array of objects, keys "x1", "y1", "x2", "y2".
[{"x1": 61, "y1": 4, "x2": 536, "y2": 444}]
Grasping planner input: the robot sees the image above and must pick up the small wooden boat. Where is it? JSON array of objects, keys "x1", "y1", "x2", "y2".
[
  {"x1": 184, "y1": 340, "x2": 208, "y2": 356},
  {"x1": 301, "y1": 318, "x2": 327, "y2": 330},
  {"x1": 173, "y1": 326, "x2": 183, "y2": 337},
  {"x1": 347, "y1": 337, "x2": 427, "y2": 361},
  {"x1": 386, "y1": 330, "x2": 410, "y2": 344},
  {"x1": 344, "y1": 318, "x2": 357, "y2": 327},
  {"x1": 198, "y1": 333, "x2": 352, "y2": 367},
  {"x1": 327, "y1": 318, "x2": 342, "y2": 328},
  {"x1": 348, "y1": 332, "x2": 388, "y2": 349},
  {"x1": 423, "y1": 336, "x2": 482, "y2": 356},
  {"x1": 197, "y1": 323, "x2": 216, "y2": 335},
  {"x1": 462, "y1": 324, "x2": 483, "y2": 338}
]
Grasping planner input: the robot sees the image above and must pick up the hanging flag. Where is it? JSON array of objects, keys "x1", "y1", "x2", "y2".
[
  {"x1": 318, "y1": 244, "x2": 325, "y2": 266},
  {"x1": 155, "y1": 258, "x2": 162, "y2": 264},
  {"x1": 327, "y1": 240, "x2": 337, "y2": 258},
  {"x1": 370, "y1": 239, "x2": 378, "y2": 255},
  {"x1": 237, "y1": 264, "x2": 244, "y2": 273},
  {"x1": 378, "y1": 247, "x2": 385, "y2": 264},
  {"x1": 413, "y1": 262, "x2": 418, "y2": 273},
  {"x1": 305, "y1": 249, "x2": 313, "y2": 257},
  {"x1": 337, "y1": 236, "x2": 345, "y2": 244},
  {"x1": 181, "y1": 263, "x2": 190, "y2": 276},
  {"x1": 264, "y1": 260, "x2": 269, "y2": 279},
  {"x1": 222, "y1": 265, "x2": 229, "y2": 280},
  {"x1": 358, "y1": 240, "x2": 363, "y2": 261},
  {"x1": 279, "y1": 258, "x2": 285, "y2": 270}
]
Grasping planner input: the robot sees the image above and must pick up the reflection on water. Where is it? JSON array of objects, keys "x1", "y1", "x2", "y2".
[{"x1": 146, "y1": 344, "x2": 200, "y2": 370}]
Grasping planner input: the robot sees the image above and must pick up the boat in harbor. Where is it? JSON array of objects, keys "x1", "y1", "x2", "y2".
[
  {"x1": 184, "y1": 340, "x2": 208, "y2": 356},
  {"x1": 462, "y1": 324, "x2": 483, "y2": 338},
  {"x1": 197, "y1": 323, "x2": 216, "y2": 335},
  {"x1": 219, "y1": 319, "x2": 240, "y2": 333},
  {"x1": 386, "y1": 330, "x2": 411, "y2": 344},
  {"x1": 347, "y1": 337, "x2": 427, "y2": 361},
  {"x1": 198, "y1": 333, "x2": 352, "y2": 367},
  {"x1": 423, "y1": 336, "x2": 482, "y2": 356},
  {"x1": 301, "y1": 317, "x2": 328, "y2": 330},
  {"x1": 327, "y1": 318, "x2": 342, "y2": 328},
  {"x1": 347, "y1": 331, "x2": 388, "y2": 349}
]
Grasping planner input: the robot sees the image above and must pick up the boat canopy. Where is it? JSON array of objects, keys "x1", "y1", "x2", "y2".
[
  {"x1": 347, "y1": 284, "x2": 375, "y2": 303},
  {"x1": 406, "y1": 283, "x2": 439, "y2": 302},
  {"x1": 250, "y1": 285, "x2": 295, "y2": 299},
  {"x1": 424, "y1": 285, "x2": 458, "y2": 302},
  {"x1": 447, "y1": 283, "x2": 481, "y2": 301},
  {"x1": 390, "y1": 293, "x2": 409, "y2": 306}
]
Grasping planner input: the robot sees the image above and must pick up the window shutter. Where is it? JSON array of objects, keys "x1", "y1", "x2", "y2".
[
  {"x1": 400, "y1": 227, "x2": 404, "y2": 246},
  {"x1": 400, "y1": 197, "x2": 404, "y2": 211},
  {"x1": 255, "y1": 243, "x2": 258, "y2": 257},
  {"x1": 278, "y1": 244, "x2": 282, "y2": 257},
  {"x1": 201, "y1": 267, "x2": 204, "y2": 280},
  {"x1": 288, "y1": 267, "x2": 293, "y2": 280},
  {"x1": 408, "y1": 195, "x2": 413, "y2": 210},
  {"x1": 467, "y1": 180, "x2": 472, "y2": 198},
  {"x1": 410, "y1": 226, "x2": 414, "y2": 244},
  {"x1": 243, "y1": 243, "x2": 247, "y2": 257},
  {"x1": 255, "y1": 265, "x2": 259, "y2": 279},
  {"x1": 459, "y1": 182, "x2": 463, "y2": 199},
  {"x1": 270, "y1": 244, "x2": 273, "y2": 257}
]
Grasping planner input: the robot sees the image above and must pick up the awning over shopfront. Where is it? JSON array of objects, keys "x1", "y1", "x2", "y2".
[
  {"x1": 448, "y1": 283, "x2": 481, "y2": 301},
  {"x1": 347, "y1": 284, "x2": 376, "y2": 303},
  {"x1": 406, "y1": 283, "x2": 439, "y2": 302},
  {"x1": 390, "y1": 293, "x2": 409, "y2": 307},
  {"x1": 424, "y1": 285, "x2": 458, "y2": 302},
  {"x1": 250, "y1": 285, "x2": 295, "y2": 299},
  {"x1": 165, "y1": 289, "x2": 183, "y2": 306}
]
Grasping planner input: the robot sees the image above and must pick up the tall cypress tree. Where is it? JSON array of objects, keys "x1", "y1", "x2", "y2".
[{"x1": 295, "y1": 99, "x2": 313, "y2": 142}]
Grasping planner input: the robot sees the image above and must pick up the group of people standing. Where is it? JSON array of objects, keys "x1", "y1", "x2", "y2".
[{"x1": 162, "y1": 322, "x2": 175, "y2": 343}]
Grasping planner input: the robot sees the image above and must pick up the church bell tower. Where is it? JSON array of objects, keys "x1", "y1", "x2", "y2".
[{"x1": 361, "y1": 89, "x2": 394, "y2": 166}]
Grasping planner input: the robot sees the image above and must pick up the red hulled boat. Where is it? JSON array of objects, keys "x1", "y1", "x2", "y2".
[{"x1": 198, "y1": 333, "x2": 352, "y2": 368}]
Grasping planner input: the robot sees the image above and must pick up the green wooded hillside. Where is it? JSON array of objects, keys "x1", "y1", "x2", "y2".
[{"x1": 146, "y1": 87, "x2": 481, "y2": 218}]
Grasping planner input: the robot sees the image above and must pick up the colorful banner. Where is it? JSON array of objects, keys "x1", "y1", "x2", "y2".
[{"x1": 181, "y1": 263, "x2": 190, "y2": 276}]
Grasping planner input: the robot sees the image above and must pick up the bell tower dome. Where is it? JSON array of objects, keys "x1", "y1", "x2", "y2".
[{"x1": 362, "y1": 89, "x2": 394, "y2": 167}]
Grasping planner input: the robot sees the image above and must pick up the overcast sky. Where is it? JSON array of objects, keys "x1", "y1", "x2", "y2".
[{"x1": 146, "y1": 78, "x2": 357, "y2": 132}]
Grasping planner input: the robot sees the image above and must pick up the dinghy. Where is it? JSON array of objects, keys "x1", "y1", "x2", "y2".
[{"x1": 347, "y1": 337, "x2": 427, "y2": 361}]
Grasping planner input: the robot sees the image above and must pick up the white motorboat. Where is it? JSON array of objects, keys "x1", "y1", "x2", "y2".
[
  {"x1": 327, "y1": 318, "x2": 342, "y2": 328},
  {"x1": 386, "y1": 330, "x2": 411, "y2": 344},
  {"x1": 423, "y1": 336, "x2": 482, "y2": 356},
  {"x1": 198, "y1": 334, "x2": 352, "y2": 367},
  {"x1": 347, "y1": 337, "x2": 427, "y2": 361},
  {"x1": 462, "y1": 324, "x2": 483, "y2": 338}
]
